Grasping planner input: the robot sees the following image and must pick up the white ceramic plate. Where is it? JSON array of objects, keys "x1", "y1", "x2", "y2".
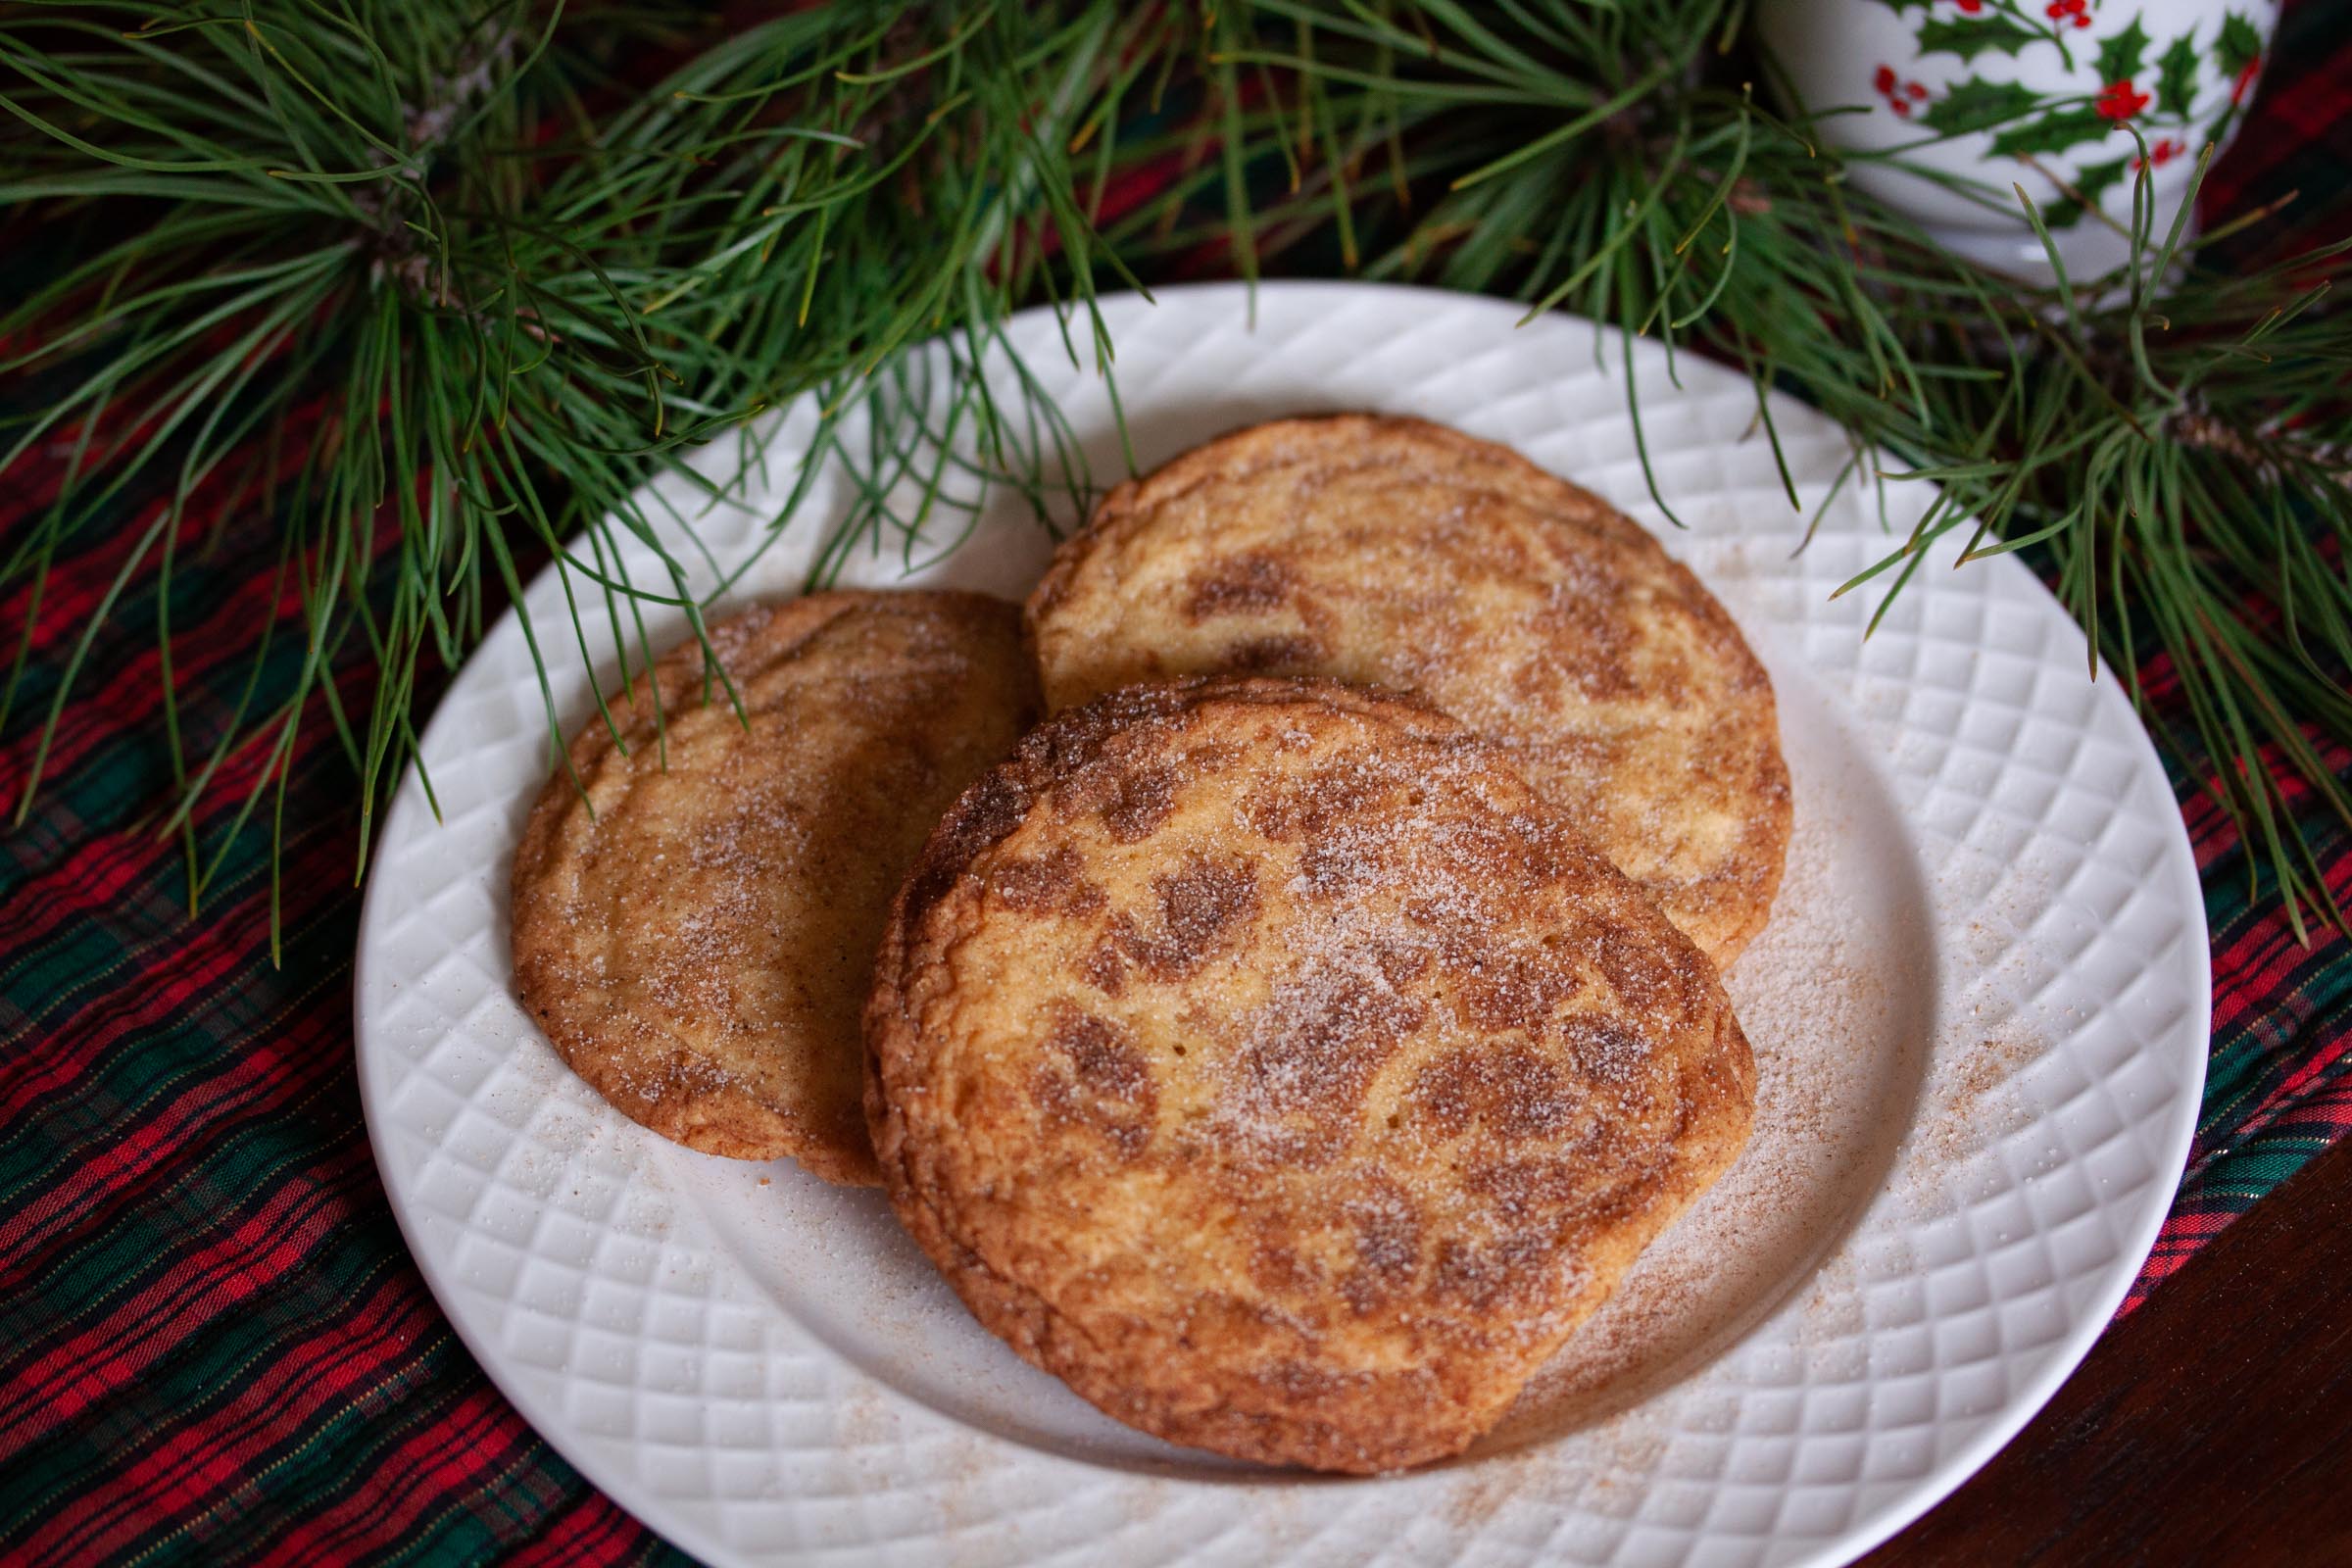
[{"x1": 356, "y1": 282, "x2": 2208, "y2": 1568}]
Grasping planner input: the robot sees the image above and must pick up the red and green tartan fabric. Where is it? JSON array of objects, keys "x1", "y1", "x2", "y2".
[{"x1": 4, "y1": 6, "x2": 2349, "y2": 1563}]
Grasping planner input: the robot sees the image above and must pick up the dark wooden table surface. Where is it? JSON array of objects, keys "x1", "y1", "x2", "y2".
[{"x1": 1859, "y1": 1131, "x2": 2352, "y2": 1565}]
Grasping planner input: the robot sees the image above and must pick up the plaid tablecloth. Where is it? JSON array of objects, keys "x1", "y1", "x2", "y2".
[{"x1": 5, "y1": 7, "x2": 2349, "y2": 1562}]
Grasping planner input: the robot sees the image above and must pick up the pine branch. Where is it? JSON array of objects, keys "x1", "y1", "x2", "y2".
[{"x1": 2, "y1": 0, "x2": 2347, "y2": 944}]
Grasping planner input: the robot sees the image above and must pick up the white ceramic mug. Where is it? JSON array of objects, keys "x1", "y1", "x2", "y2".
[{"x1": 1757, "y1": 0, "x2": 2279, "y2": 281}]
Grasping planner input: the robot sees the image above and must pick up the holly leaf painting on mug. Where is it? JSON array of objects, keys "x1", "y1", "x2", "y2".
[
  {"x1": 1922, "y1": 76, "x2": 2041, "y2": 136},
  {"x1": 2217, "y1": 11, "x2": 2263, "y2": 75},
  {"x1": 1918, "y1": 16, "x2": 2039, "y2": 63},
  {"x1": 2094, "y1": 17, "x2": 2151, "y2": 84},
  {"x1": 1989, "y1": 107, "x2": 2113, "y2": 158},
  {"x1": 2157, "y1": 32, "x2": 2201, "y2": 117}
]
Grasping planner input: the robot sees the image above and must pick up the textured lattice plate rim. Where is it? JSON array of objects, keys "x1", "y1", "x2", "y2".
[{"x1": 357, "y1": 282, "x2": 2208, "y2": 1568}]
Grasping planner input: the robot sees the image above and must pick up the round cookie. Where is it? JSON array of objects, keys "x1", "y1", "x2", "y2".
[
  {"x1": 1025, "y1": 415, "x2": 1791, "y2": 964},
  {"x1": 865, "y1": 677, "x2": 1755, "y2": 1471},
  {"x1": 513, "y1": 590, "x2": 1039, "y2": 1184}
]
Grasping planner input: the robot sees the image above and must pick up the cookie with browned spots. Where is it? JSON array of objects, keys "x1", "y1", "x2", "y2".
[
  {"x1": 512, "y1": 591, "x2": 1038, "y2": 1184},
  {"x1": 865, "y1": 677, "x2": 1754, "y2": 1471},
  {"x1": 1026, "y1": 415, "x2": 1791, "y2": 964}
]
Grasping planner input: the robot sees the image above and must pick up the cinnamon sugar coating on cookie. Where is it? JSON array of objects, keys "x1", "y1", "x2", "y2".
[
  {"x1": 865, "y1": 677, "x2": 1755, "y2": 1470},
  {"x1": 512, "y1": 590, "x2": 1038, "y2": 1183},
  {"x1": 1026, "y1": 416, "x2": 1790, "y2": 963}
]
